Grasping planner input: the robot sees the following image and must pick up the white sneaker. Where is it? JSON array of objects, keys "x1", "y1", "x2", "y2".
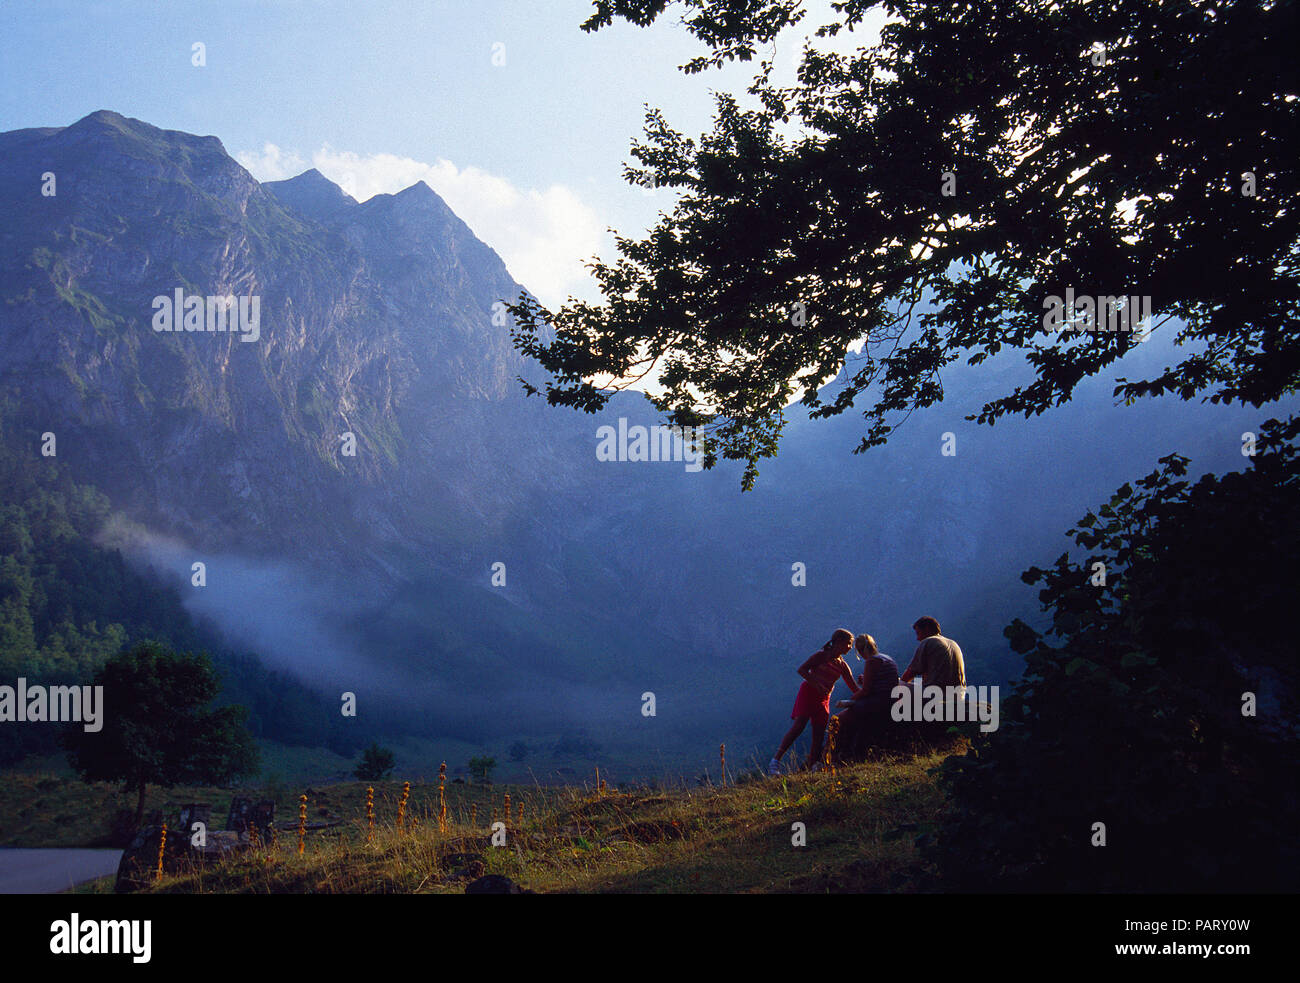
[{"x1": 767, "y1": 758, "x2": 781, "y2": 776}]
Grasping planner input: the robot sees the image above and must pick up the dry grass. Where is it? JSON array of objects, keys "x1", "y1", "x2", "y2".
[{"x1": 139, "y1": 749, "x2": 957, "y2": 894}]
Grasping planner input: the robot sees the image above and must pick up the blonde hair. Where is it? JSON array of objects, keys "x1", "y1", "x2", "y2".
[{"x1": 854, "y1": 633, "x2": 878, "y2": 659}]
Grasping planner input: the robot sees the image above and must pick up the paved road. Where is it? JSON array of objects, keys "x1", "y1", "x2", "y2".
[{"x1": 0, "y1": 848, "x2": 122, "y2": 893}]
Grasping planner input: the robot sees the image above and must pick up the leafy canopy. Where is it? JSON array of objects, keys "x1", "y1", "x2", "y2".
[
  {"x1": 930, "y1": 417, "x2": 1299, "y2": 891},
  {"x1": 468, "y1": 755, "x2": 497, "y2": 783},
  {"x1": 64, "y1": 642, "x2": 259, "y2": 803},
  {"x1": 353, "y1": 741, "x2": 397, "y2": 781},
  {"x1": 510, "y1": 0, "x2": 1298, "y2": 487}
]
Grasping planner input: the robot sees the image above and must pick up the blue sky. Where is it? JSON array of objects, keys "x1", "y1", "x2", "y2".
[{"x1": 1, "y1": 0, "x2": 883, "y2": 306}]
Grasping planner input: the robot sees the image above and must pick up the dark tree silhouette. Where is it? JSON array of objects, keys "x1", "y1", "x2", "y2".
[
  {"x1": 510, "y1": 0, "x2": 1298, "y2": 487},
  {"x1": 353, "y1": 742, "x2": 396, "y2": 781},
  {"x1": 931, "y1": 416, "x2": 1300, "y2": 891},
  {"x1": 64, "y1": 641, "x2": 259, "y2": 826},
  {"x1": 468, "y1": 755, "x2": 497, "y2": 784}
]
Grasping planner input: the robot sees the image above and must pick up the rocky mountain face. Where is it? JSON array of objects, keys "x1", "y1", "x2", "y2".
[
  {"x1": 0, "y1": 112, "x2": 546, "y2": 561},
  {"x1": 0, "y1": 111, "x2": 1284, "y2": 750}
]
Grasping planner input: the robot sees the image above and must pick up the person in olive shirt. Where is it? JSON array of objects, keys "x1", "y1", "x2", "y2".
[{"x1": 900, "y1": 616, "x2": 966, "y2": 690}]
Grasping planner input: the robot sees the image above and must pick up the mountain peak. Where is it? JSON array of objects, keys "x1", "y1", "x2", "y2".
[
  {"x1": 79, "y1": 108, "x2": 128, "y2": 125},
  {"x1": 287, "y1": 168, "x2": 336, "y2": 188},
  {"x1": 62, "y1": 109, "x2": 229, "y2": 158},
  {"x1": 66, "y1": 109, "x2": 144, "y2": 137},
  {"x1": 265, "y1": 168, "x2": 357, "y2": 223},
  {"x1": 352, "y1": 179, "x2": 457, "y2": 227},
  {"x1": 384, "y1": 180, "x2": 459, "y2": 224},
  {"x1": 396, "y1": 180, "x2": 438, "y2": 200}
]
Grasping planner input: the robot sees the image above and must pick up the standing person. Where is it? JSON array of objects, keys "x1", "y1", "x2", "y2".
[
  {"x1": 900, "y1": 616, "x2": 966, "y2": 690},
  {"x1": 768, "y1": 629, "x2": 859, "y2": 775},
  {"x1": 833, "y1": 633, "x2": 900, "y2": 760}
]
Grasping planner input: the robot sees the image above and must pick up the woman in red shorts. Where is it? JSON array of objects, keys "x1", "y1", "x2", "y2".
[{"x1": 768, "y1": 628, "x2": 859, "y2": 774}]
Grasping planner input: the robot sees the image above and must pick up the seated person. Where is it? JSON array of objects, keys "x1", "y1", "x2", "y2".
[
  {"x1": 833, "y1": 633, "x2": 899, "y2": 759},
  {"x1": 901, "y1": 615, "x2": 967, "y2": 742},
  {"x1": 901, "y1": 616, "x2": 965, "y2": 689}
]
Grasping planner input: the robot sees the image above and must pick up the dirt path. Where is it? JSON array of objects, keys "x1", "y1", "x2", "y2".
[{"x1": 0, "y1": 848, "x2": 121, "y2": 893}]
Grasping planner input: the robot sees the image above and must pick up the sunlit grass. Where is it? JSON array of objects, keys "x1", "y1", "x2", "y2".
[
  {"x1": 140, "y1": 748, "x2": 957, "y2": 894},
  {"x1": 17, "y1": 739, "x2": 966, "y2": 893}
]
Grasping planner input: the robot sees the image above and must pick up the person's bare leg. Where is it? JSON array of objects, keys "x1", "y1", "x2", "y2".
[{"x1": 775, "y1": 717, "x2": 809, "y2": 761}]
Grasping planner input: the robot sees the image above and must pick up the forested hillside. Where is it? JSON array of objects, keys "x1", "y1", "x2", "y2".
[{"x1": 0, "y1": 412, "x2": 358, "y2": 764}]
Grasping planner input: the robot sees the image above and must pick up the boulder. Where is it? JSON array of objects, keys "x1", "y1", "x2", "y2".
[{"x1": 465, "y1": 874, "x2": 534, "y2": 894}]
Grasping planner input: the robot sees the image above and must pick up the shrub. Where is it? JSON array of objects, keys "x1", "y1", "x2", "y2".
[
  {"x1": 353, "y1": 742, "x2": 395, "y2": 782},
  {"x1": 930, "y1": 418, "x2": 1300, "y2": 891}
]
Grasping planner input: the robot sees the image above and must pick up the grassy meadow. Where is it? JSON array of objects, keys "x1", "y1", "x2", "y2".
[{"x1": 13, "y1": 744, "x2": 960, "y2": 894}]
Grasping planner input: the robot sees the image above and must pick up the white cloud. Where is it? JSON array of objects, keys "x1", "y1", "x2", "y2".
[{"x1": 236, "y1": 142, "x2": 607, "y2": 308}]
